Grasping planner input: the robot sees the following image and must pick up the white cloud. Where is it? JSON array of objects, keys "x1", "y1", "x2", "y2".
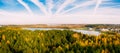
[
  {"x1": 61, "y1": 1, "x2": 95, "y2": 14},
  {"x1": 0, "y1": 0, "x2": 120, "y2": 24},
  {"x1": 18, "y1": 0, "x2": 33, "y2": 15},
  {"x1": 31, "y1": 0, "x2": 48, "y2": 15},
  {"x1": 0, "y1": 11, "x2": 120, "y2": 24},
  {"x1": 55, "y1": 0, "x2": 75, "y2": 14}
]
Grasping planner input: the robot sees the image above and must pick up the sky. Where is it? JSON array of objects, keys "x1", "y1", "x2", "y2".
[{"x1": 0, "y1": 0, "x2": 120, "y2": 24}]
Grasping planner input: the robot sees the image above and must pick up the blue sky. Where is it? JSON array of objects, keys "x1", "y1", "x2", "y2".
[
  {"x1": 0, "y1": 0, "x2": 120, "y2": 24},
  {"x1": 0, "y1": 0, "x2": 119, "y2": 13}
]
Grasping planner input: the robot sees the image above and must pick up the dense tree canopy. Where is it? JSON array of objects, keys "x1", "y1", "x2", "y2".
[{"x1": 0, "y1": 27, "x2": 120, "y2": 53}]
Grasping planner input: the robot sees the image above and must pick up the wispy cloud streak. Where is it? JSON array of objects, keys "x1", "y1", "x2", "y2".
[
  {"x1": 17, "y1": 0, "x2": 33, "y2": 15},
  {"x1": 46, "y1": 0, "x2": 54, "y2": 15},
  {"x1": 55, "y1": 0, "x2": 75, "y2": 14},
  {"x1": 31, "y1": 0, "x2": 48, "y2": 15},
  {"x1": 61, "y1": 1, "x2": 94, "y2": 14},
  {"x1": 93, "y1": 0, "x2": 103, "y2": 15}
]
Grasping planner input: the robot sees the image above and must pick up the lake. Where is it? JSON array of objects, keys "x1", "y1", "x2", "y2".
[{"x1": 23, "y1": 28, "x2": 100, "y2": 35}]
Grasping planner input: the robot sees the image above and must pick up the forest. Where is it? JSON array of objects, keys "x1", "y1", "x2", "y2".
[{"x1": 0, "y1": 27, "x2": 120, "y2": 53}]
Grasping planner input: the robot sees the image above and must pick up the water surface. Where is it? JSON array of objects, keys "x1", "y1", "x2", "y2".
[{"x1": 23, "y1": 28, "x2": 100, "y2": 35}]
